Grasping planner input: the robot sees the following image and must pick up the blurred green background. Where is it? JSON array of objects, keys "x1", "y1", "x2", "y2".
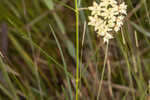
[{"x1": 0, "y1": 0, "x2": 150, "y2": 100}]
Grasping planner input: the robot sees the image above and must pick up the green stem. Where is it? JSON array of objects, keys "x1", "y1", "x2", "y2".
[
  {"x1": 97, "y1": 42, "x2": 109, "y2": 100},
  {"x1": 75, "y1": 0, "x2": 79, "y2": 100}
]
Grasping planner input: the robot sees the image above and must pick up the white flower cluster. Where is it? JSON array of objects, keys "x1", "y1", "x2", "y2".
[{"x1": 88, "y1": 0, "x2": 127, "y2": 43}]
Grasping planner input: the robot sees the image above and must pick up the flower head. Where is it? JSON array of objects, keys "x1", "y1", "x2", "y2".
[{"x1": 88, "y1": 0, "x2": 127, "y2": 43}]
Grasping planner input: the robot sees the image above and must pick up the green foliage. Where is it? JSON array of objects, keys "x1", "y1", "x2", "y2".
[
  {"x1": 0, "y1": 0, "x2": 150, "y2": 100},
  {"x1": 44, "y1": 0, "x2": 54, "y2": 10}
]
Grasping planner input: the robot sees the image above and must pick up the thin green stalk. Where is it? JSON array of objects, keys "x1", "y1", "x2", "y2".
[
  {"x1": 49, "y1": 25, "x2": 73, "y2": 100},
  {"x1": 0, "y1": 58, "x2": 19, "y2": 100},
  {"x1": 97, "y1": 42, "x2": 109, "y2": 100},
  {"x1": 75, "y1": 0, "x2": 79, "y2": 99}
]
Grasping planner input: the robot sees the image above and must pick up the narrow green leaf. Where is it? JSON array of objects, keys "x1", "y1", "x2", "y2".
[
  {"x1": 129, "y1": 21, "x2": 150, "y2": 37},
  {"x1": 44, "y1": 0, "x2": 54, "y2": 10},
  {"x1": 0, "y1": 58, "x2": 19, "y2": 100},
  {"x1": 53, "y1": 12, "x2": 66, "y2": 34},
  {"x1": 49, "y1": 24, "x2": 73, "y2": 100}
]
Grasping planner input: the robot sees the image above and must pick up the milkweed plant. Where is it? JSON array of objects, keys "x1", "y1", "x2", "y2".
[{"x1": 88, "y1": 0, "x2": 127, "y2": 43}]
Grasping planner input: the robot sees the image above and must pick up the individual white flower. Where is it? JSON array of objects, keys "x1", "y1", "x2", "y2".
[
  {"x1": 118, "y1": 2, "x2": 127, "y2": 15},
  {"x1": 88, "y1": 0, "x2": 127, "y2": 43},
  {"x1": 114, "y1": 25, "x2": 120, "y2": 32},
  {"x1": 117, "y1": 16, "x2": 124, "y2": 25},
  {"x1": 101, "y1": 8, "x2": 116, "y2": 19},
  {"x1": 103, "y1": 34, "x2": 114, "y2": 43},
  {"x1": 114, "y1": 15, "x2": 125, "y2": 32},
  {"x1": 100, "y1": 0, "x2": 110, "y2": 7},
  {"x1": 97, "y1": 23, "x2": 111, "y2": 36},
  {"x1": 0, "y1": 51, "x2": 4, "y2": 58},
  {"x1": 111, "y1": 5, "x2": 119, "y2": 15},
  {"x1": 88, "y1": 16, "x2": 99, "y2": 26},
  {"x1": 88, "y1": 2, "x2": 101, "y2": 16},
  {"x1": 94, "y1": 19, "x2": 105, "y2": 31},
  {"x1": 108, "y1": 19, "x2": 116, "y2": 27},
  {"x1": 109, "y1": 0, "x2": 117, "y2": 5},
  {"x1": 88, "y1": 2, "x2": 98, "y2": 11}
]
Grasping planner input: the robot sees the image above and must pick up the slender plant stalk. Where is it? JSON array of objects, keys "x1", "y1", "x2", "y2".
[
  {"x1": 97, "y1": 42, "x2": 109, "y2": 100},
  {"x1": 49, "y1": 25, "x2": 73, "y2": 100},
  {"x1": 75, "y1": 0, "x2": 79, "y2": 99}
]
